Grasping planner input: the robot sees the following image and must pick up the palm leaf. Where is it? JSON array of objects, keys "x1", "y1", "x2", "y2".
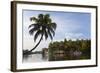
[
  {"x1": 44, "y1": 14, "x2": 50, "y2": 24},
  {"x1": 30, "y1": 17, "x2": 38, "y2": 22},
  {"x1": 28, "y1": 23, "x2": 38, "y2": 29},
  {"x1": 48, "y1": 27, "x2": 55, "y2": 36},
  {"x1": 44, "y1": 29, "x2": 48, "y2": 40},
  {"x1": 48, "y1": 29, "x2": 53, "y2": 40},
  {"x1": 38, "y1": 14, "x2": 44, "y2": 18},
  {"x1": 29, "y1": 26, "x2": 40, "y2": 35},
  {"x1": 51, "y1": 23, "x2": 57, "y2": 30},
  {"x1": 34, "y1": 30, "x2": 42, "y2": 42}
]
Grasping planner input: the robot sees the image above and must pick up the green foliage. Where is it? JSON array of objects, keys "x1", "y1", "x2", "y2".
[{"x1": 48, "y1": 39, "x2": 91, "y2": 61}]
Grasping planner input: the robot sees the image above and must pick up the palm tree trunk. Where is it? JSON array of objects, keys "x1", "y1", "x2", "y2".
[{"x1": 29, "y1": 34, "x2": 43, "y2": 52}]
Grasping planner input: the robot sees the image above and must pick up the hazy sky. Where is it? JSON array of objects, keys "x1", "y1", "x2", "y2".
[{"x1": 22, "y1": 10, "x2": 91, "y2": 51}]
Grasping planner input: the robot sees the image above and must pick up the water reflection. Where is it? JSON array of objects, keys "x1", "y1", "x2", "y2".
[{"x1": 23, "y1": 53, "x2": 48, "y2": 63}]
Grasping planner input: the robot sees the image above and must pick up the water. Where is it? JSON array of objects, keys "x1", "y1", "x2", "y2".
[
  {"x1": 23, "y1": 51, "x2": 83, "y2": 63},
  {"x1": 23, "y1": 54, "x2": 48, "y2": 63}
]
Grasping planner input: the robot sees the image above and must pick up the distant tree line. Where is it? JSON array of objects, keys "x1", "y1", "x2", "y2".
[{"x1": 48, "y1": 39, "x2": 91, "y2": 61}]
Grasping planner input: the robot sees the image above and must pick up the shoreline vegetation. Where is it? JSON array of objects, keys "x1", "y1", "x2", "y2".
[{"x1": 23, "y1": 38, "x2": 91, "y2": 61}]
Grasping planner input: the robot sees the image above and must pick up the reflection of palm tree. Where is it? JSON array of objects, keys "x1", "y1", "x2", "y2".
[{"x1": 28, "y1": 14, "x2": 57, "y2": 52}]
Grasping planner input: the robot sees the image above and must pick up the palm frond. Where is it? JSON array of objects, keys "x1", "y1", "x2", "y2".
[
  {"x1": 28, "y1": 24, "x2": 37, "y2": 29},
  {"x1": 29, "y1": 28, "x2": 35, "y2": 35},
  {"x1": 30, "y1": 17, "x2": 38, "y2": 22},
  {"x1": 34, "y1": 30, "x2": 42, "y2": 42},
  {"x1": 44, "y1": 14, "x2": 50, "y2": 18},
  {"x1": 44, "y1": 29, "x2": 48, "y2": 40},
  {"x1": 48, "y1": 27, "x2": 55, "y2": 36},
  {"x1": 29, "y1": 26, "x2": 40, "y2": 35},
  {"x1": 48, "y1": 29, "x2": 53, "y2": 40},
  {"x1": 38, "y1": 14, "x2": 43, "y2": 19},
  {"x1": 51, "y1": 23, "x2": 57, "y2": 30},
  {"x1": 44, "y1": 14, "x2": 50, "y2": 24}
]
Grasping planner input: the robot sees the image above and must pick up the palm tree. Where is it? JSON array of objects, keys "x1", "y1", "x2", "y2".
[{"x1": 28, "y1": 14, "x2": 57, "y2": 52}]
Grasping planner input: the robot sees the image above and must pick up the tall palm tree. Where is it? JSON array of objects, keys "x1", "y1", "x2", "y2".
[{"x1": 28, "y1": 14, "x2": 57, "y2": 52}]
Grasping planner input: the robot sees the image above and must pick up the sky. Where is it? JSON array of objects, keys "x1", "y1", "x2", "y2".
[{"x1": 22, "y1": 10, "x2": 91, "y2": 51}]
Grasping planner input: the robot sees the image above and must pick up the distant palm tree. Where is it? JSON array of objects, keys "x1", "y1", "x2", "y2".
[{"x1": 28, "y1": 14, "x2": 57, "y2": 52}]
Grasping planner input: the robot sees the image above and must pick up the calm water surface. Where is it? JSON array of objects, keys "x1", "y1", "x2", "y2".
[{"x1": 23, "y1": 54, "x2": 48, "y2": 63}]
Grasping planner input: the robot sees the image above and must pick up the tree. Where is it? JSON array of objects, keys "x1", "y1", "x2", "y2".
[{"x1": 28, "y1": 14, "x2": 57, "y2": 52}]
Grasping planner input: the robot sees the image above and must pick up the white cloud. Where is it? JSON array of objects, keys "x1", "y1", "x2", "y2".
[{"x1": 65, "y1": 32, "x2": 86, "y2": 40}]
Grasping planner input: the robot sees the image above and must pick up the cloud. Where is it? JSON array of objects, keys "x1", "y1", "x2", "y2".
[{"x1": 65, "y1": 32, "x2": 86, "y2": 40}]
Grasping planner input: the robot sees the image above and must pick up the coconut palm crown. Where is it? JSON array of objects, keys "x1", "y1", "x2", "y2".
[{"x1": 28, "y1": 14, "x2": 57, "y2": 52}]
